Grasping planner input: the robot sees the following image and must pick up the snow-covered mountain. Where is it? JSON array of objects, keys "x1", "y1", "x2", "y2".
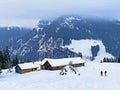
[
  {"x1": 1, "y1": 16, "x2": 120, "y2": 61},
  {"x1": 0, "y1": 26, "x2": 31, "y2": 50}
]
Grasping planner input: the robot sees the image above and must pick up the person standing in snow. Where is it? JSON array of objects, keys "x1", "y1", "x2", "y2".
[
  {"x1": 100, "y1": 71, "x2": 103, "y2": 76},
  {"x1": 104, "y1": 70, "x2": 107, "y2": 76}
]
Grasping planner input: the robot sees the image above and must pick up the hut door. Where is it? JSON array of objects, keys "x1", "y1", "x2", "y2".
[
  {"x1": 45, "y1": 62, "x2": 51, "y2": 70},
  {"x1": 45, "y1": 65, "x2": 50, "y2": 70},
  {"x1": 44, "y1": 61, "x2": 52, "y2": 70}
]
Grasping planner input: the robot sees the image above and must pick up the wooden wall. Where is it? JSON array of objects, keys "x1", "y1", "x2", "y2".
[
  {"x1": 15, "y1": 65, "x2": 38, "y2": 74},
  {"x1": 21, "y1": 68, "x2": 37, "y2": 74},
  {"x1": 41, "y1": 62, "x2": 85, "y2": 70}
]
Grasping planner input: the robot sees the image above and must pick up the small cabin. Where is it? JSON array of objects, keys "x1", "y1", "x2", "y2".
[
  {"x1": 41, "y1": 57, "x2": 85, "y2": 70},
  {"x1": 15, "y1": 62, "x2": 40, "y2": 74}
]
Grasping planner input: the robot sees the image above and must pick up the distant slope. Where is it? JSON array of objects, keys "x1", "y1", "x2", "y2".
[{"x1": 65, "y1": 39, "x2": 114, "y2": 62}]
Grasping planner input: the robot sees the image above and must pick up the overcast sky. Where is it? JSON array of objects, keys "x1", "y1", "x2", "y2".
[{"x1": 0, "y1": 0, "x2": 120, "y2": 27}]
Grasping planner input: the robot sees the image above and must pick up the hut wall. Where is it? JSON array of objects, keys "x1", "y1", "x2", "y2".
[
  {"x1": 41, "y1": 65, "x2": 45, "y2": 70},
  {"x1": 41, "y1": 60, "x2": 85, "y2": 70},
  {"x1": 51, "y1": 65, "x2": 65, "y2": 70},
  {"x1": 72, "y1": 63, "x2": 85, "y2": 67},
  {"x1": 41, "y1": 61, "x2": 52, "y2": 70},
  {"x1": 15, "y1": 66, "x2": 22, "y2": 74},
  {"x1": 21, "y1": 68, "x2": 37, "y2": 74}
]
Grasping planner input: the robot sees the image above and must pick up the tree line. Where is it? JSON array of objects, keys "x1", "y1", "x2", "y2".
[{"x1": 0, "y1": 47, "x2": 19, "y2": 72}]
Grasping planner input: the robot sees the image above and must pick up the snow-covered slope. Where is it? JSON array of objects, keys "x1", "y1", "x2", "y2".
[
  {"x1": 0, "y1": 62, "x2": 120, "y2": 90},
  {"x1": 65, "y1": 39, "x2": 114, "y2": 62}
]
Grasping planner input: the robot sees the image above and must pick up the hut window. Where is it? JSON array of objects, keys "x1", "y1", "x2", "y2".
[
  {"x1": 57, "y1": 67, "x2": 59, "y2": 69},
  {"x1": 35, "y1": 68, "x2": 37, "y2": 70}
]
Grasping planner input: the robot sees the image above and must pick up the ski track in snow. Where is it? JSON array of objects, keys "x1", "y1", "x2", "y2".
[{"x1": 0, "y1": 62, "x2": 120, "y2": 90}]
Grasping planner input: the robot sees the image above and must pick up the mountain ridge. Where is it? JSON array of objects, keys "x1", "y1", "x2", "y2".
[{"x1": 0, "y1": 16, "x2": 120, "y2": 61}]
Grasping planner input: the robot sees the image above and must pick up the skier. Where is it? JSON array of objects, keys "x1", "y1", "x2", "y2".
[{"x1": 100, "y1": 71, "x2": 103, "y2": 76}]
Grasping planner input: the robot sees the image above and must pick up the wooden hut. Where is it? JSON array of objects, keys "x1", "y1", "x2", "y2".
[
  {"x1": 15, "y1": 62, "x2": 40, "y2": 74},
  {"x1": 41, "y1": 57, "x2": 85, "y2": 70}
]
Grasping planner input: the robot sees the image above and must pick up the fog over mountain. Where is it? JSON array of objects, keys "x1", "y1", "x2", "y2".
[
  {"x1": 0, "y1": 0, "x2": 120, "y2": 61},
  {"x1": 0, "y1": 0, "x2": 120, "y2": 27}
]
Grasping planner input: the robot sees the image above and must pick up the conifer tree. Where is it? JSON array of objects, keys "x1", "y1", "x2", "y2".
[
  {"x1": 2, "y1": 47, "x2": 11, "y2": 69},
  {"x1": 12, "y1": 55, "x2": 19, "y2": 66},
  {"x1": 0, "y1": 51, "x2": 3, "y2": 73},
  {"x1": 0, "y1": 51, "x2": 3, "y2": 69},
  {"x1": 118, "y1": 55, "x2": 120, "y2": 63}
]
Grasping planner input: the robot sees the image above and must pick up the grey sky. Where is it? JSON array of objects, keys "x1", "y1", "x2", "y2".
[{"x1": 0, "y1": 0, "x2": 120, "y2": 27}]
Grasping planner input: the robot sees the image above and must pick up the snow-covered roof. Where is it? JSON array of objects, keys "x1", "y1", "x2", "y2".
[
  {"x1": 18, "y1": 61, "x2": 41, "y2": 69},
  {"x1": 42, "y1": 57, "x2": 85, "y2": 67}
]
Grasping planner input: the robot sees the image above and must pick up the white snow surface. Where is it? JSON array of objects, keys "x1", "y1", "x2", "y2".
[
  {"x1": 42, "y1": 57, "x2": 85, "y2": 67},
  {"x1": 65, "y1": 16, "x2": 81, "y2": 22},
  {"x1": 0, "y1": 62, "x2": 120, "y2": 90},
  {"x1": 65, "y1": 39, "x2": 114, "y2": 62},
  {"x1": 18, "y1": 62, "x2": 41, "y2": 69}
]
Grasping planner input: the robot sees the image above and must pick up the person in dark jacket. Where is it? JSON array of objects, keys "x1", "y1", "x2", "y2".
[
  {"x1": 104, "y1": 70, "x2": 107, "y2": 76},
  {"x1": 100, "y1": 71, "x2": 103, "y2": 76}
]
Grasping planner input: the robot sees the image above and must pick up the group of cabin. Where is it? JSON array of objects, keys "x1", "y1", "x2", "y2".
[{"x1": 15, "y1": 57, "x2": 85, "y2": 74}]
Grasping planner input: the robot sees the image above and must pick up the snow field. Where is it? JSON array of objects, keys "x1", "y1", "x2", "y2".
[
  {"x1": 65, "y1": 39, "x2": 114, "y2": 62},
  {"x1": 0, "y1": 62, "x2": 120, "y2": 90}
]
